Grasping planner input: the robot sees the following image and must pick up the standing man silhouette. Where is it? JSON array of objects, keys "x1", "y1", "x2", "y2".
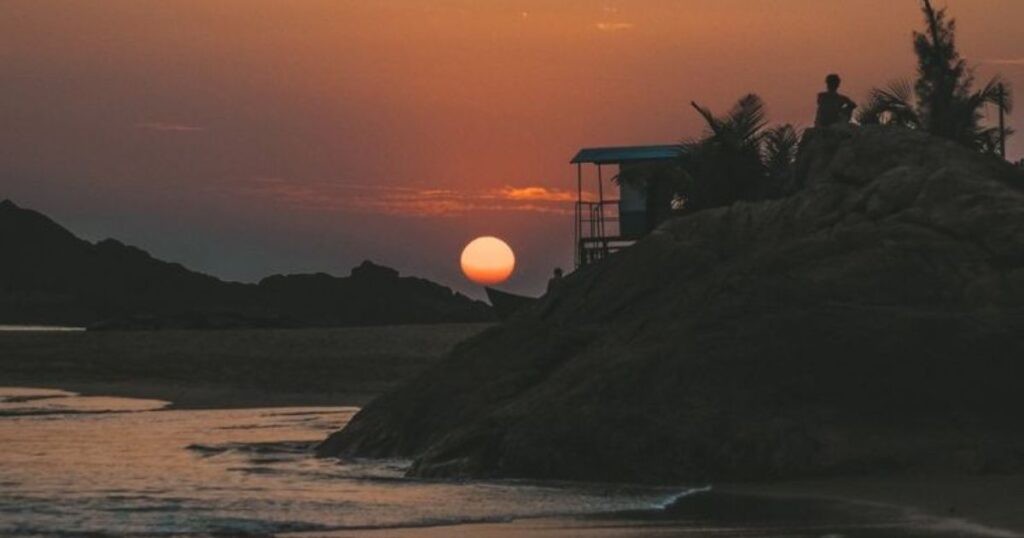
[
  {"x1": 547, "y1": 267, "x2": 564, "y2": 294},
  {"x1": 815, "y1": 74, "x2": 857, "y2": 127}
]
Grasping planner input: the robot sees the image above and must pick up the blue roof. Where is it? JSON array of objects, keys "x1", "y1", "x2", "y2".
[{"x1": 571, "y1": 145, "x2": 679, "y2": 165}]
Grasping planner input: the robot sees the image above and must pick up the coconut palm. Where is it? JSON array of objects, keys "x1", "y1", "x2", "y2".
[
  {"x1": 859, "y1": 79, "x2": 921, "y2": 128},
  {"x1": 858, "y1": 0, "x2": 1013, "y2": 154},
  {"x1": 678, "y1": 94, "x2": 799, "y2": 210},
  {"x1": 762, "y1": 124, "x2": 801, "y2": 194},
  {"x1": 679, "y1": 94, "x2": 768, "y2": 210}
]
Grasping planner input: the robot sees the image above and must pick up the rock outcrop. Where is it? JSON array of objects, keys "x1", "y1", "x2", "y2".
[{"x1": 318, "y1": 126, "x2": 1024, "y2": 483}]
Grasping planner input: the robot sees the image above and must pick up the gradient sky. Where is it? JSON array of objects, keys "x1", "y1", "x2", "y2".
[{"x1": 3, "y1": 1, "x2": 1023, "y2": 297}]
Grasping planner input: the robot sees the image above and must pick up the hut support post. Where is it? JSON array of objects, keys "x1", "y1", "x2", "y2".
[
  {"x1": 597, "y1": 164, "x2": 606, "y2": 256},
  {"x1": 575, "y1": 163, "x2": 583, "y2": 267}
]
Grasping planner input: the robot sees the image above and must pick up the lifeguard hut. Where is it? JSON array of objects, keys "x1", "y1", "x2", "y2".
[{"x1": 571, "y1": 145, "x2": 681, "y2": 267}]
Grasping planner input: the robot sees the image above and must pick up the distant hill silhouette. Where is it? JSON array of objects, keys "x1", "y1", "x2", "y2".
[{"x1": 0, "y1": 200, "x2": 493, "y2": 328}]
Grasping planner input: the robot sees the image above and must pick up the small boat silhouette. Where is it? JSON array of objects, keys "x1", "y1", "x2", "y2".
[{"x1": 485, "y1": 287, "x2": 537, "y2": 321}]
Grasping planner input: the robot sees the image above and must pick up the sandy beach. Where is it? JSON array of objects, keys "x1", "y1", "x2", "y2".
[
  {"x1": 721, "y1": 476, "x2": 1024, "y2": 536},
  {"x1": 0, "y1": 324, "x2": 491, "y2": 408},
  {"x1": 3, "y1": 325, "x2": 1021, "y2": 538},
  {"x1": 284, "y1": 476, "x2": 1024, "y2": 537}
]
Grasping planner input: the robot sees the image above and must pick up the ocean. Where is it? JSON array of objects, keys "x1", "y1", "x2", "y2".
[{"x1": 0, "y1": 387, "x2": 1006, "y2": 537}]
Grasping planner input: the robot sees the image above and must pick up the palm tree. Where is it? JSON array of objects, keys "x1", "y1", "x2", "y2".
[
  {"x1": 678, "y1": 94, "x2": 799, "y2": 210},
  {"x1": 680, "y1": 94, "x2": 768, "y2": 210},
  {"x1": 858, "y1": 0, "x2": 1013, "y2": 154},
  {"x1": 859, "y1": 79, "x2": 921, "y2": 128},
  {"x1": 762, "y1": 124, "x2": 801, "y2": 194}
]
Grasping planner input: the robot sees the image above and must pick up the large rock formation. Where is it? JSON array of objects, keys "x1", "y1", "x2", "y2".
[
  {"x1": 318, "y1": 126, "x2": 1024, "y2": 483},
  {"x1": 0, "y1": 201, "x2": 492, "y2": 328}
]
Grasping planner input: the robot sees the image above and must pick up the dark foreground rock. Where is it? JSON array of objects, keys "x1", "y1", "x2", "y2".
[{"x1": 318, "y1": 126, "x2": 1024, "y2": 483}]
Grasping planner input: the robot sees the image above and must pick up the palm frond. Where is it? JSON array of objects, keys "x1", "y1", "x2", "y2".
[
  {"x1": 727, "y1": 94, "x2": 769, "y2": 145},
  {"x1": 858, "y1": 79, "x2": 920, "y2": 127},
  {"x1": 968, "y1": 126, "x2": 1004, "y2": 154},
  {"x1": 690, "y1": 101, "x2": 722, "y2": 137},
  {"x1": 681, "y1": 95, "x2": 775, "y2": 209},
  {"x1": 972, "y1": 76, "x2": 1013, "y2": 114},
  {"x1": 763, "y1": 124, "x2": 800, "y2": 169}
]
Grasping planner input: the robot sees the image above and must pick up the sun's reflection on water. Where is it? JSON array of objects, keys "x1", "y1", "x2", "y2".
[{"x1": 0, "y1": 387, "x2": 686, "y2": 536}]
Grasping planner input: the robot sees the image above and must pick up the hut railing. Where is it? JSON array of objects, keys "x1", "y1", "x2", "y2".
[{"x1": 574, "y1": 200, "x2": 631, "y2": 266}]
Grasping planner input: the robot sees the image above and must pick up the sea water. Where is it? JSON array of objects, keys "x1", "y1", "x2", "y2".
[
  {"x1": 0, "y1": 387, "x2": 691, "y2": 536},
  {"x1": 0, "y1": 387, "x2": 1009, "y2": 537},
  {"x1": 0, "y1": 326, "x2": 86, "y2": 332}
]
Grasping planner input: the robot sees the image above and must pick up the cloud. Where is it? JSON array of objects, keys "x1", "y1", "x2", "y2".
[
  {"x1": 226, "y1": 179, "x2": 577, "y2": 218},
  {"x1": 980, "y1": 58, "x2": 1024, "y2": 66},
  {"x1": 595, "y1": 22, "x2": 634, "y2": 32},
  {"x1": 135, "y1": 121, "x2": 206, "y2": 132},
  {"x1": 497, "y1": 186, "x2": 576, "y2": 202}
]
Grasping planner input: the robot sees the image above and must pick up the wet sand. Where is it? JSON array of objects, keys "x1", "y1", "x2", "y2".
[
  {"x1": 289, "y1": 478, "x2": 1024, "y2": 537},
  {"x1": 3, "y1": 324, "x2": 1021, "y2": 537},
  {"x1": 0, "y1": 378, "x2": 380, "y2": 409},
  {"x1": 722, "y1": 476, "x2": 1024, "y2": 536},
  {"x1": 0, "y1": 323, "x2": 491, "y2": 408}
]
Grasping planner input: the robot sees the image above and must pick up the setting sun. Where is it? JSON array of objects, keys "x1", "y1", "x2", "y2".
[
  {"x1": 460, "y1": 236, "x2": 516, "y2": 286},
  {"x1": 3, "y1": 1, "x2": 1024, "y2": 535}
]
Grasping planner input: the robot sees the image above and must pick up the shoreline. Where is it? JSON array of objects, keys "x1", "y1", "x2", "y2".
[
  {"x1": 4, "y1": 379, "x2": 1021, "y2": 537},
  {"x1": 720, "y1": 476, "x2": 1024, "y2": 536},
  {"x1": 0, "y1": 324, "x2": 492, "y2": 409},
  {"x1": 2, "y1": 321, "x2": 1020, "y2": 538},
  {"x1": 285, "y1": 477, "x2": 1024, "y2": 537},
  {"x1": 1, "y1": 376, "x2": 375, "y2": 409}
]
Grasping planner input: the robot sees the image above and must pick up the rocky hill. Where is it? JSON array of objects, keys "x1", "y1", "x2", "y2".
[
  {"x1": 0, "y1": 200, "x2": 492, "y2": 328},
  {"x1": 318, "y1": 126, "x2": 1024, "y2": 483}
]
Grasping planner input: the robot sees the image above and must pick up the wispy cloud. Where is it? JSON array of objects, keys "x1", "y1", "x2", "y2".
[
  {"x1": 225, "y1": 179, "x2": 578, "y2": 217},
  {"x1": 135, "y1": 121, "x2": 206, "y2": 133},
  {"x1": 595, "y1": 22, "x2": 634, "y2": 32},
  {"x1": 980, "y1": 58, "x2": 1024, "y2": 66},
  {"x1": 497, "y1": 186, "x2": 576, "y2": 202}
]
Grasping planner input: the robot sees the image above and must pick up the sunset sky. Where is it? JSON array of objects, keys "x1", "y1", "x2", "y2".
[{"x1": 3, "y1": 1, "x2": 1023, "y2": 296}]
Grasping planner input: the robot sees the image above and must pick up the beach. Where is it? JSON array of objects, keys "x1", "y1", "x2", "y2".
[
  {"x1": 4, "y1": 384, "x2": 1021, "y2": 538},
  {"x1": 285, "y1": 476, "x2": 1024, "y2": 537},
  {"x1": 0, "y1": 323, "x2": 491, "y2": 408},
  {"x1": 1, "y1": 325, "x2": 1021, "y2": 538},
  {"x1": 721, "y1": 476, "x2": 1024, "y2": 536}
]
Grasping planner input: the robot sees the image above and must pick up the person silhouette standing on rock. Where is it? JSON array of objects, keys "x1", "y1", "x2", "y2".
[
  {"x1": 547, "y1": 267, "x2": 564, "y2": 294},
  {"x1": 815, "y1": 74, "x2": 857, "y2": 127}
]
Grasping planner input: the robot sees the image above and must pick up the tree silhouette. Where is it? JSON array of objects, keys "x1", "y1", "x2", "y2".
[
  {"x1": 762, "y1": 124, "x2": 801, "y2": 196},
  {"x1": 678, "y1": 94, "x2": 798, "y2": 210},
  {"x1": 859, "y1": 0, "x2": 1013, "y2": 154}
]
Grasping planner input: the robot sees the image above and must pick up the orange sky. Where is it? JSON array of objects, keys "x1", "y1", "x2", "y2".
[{"x1": 3, "y1": 1, "x2": 1023, "y2": 295}]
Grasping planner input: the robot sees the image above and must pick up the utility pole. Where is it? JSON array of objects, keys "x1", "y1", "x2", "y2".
[{"x1": 997, "y1": 83, "x2": 1007, "y2": 160}]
